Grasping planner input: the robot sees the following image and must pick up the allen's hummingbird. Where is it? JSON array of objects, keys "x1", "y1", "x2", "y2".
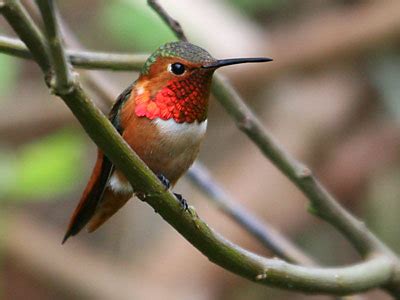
[{"x1": 63, "y1": 41, "x2": 271, "y2": 243}]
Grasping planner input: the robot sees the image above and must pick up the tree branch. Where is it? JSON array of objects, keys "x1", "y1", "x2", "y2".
[
  {"x1": 188, "y1": 162, "x2": 315, "y2": 266},
  {"x1": 35, "y1": 0, "x2": 72, "y2": 93},
  {"x1": 0, "y1": 0, "x2": 50, "y2": 73},
  {"x1": 0, "y1": 35, "x2": 147, "y2": 70},
  {"x1": 0, "y1": 35, "x2": 28, "y2": 57},
  {"x1": 211, "y1": 75, "x2": 392, "y2": 257},
  {"x1": 211, "y1": 74, "x2": 400, "y2": 296},
  {"x1": 147, "y1": 0, "x2": 187, "y2": 42}
]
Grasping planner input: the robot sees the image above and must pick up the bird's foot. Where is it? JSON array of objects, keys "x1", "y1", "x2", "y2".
[
  {"x1": 156, "y1": 175, "x2": 187, "y2": 210},
  {"x1": 174, "y1": 193, "x2": 188, "y2": 210},
  {"x1": 157, "y1": 174, "x2": 171, "y2": 190}
]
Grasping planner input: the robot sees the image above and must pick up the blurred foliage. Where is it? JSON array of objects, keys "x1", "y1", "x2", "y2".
[
  {"x1": 100, "y1": 0, "x2": 176, "y2": 51},
  {"x1": 0, "y1": 210, "x2": 9, "y2": 299},
  {"x1": 0, "y1": 129, "x2": 85, "y2": 202},
  {"x1": 369, "y1": 54, "x2": 400, "y2": 121},
  {"x1": 366, "y1": 167, "x2": 400, "y2": 254},
  {"x1": 227, "y1": 0, "x2": 289, "y2": 15},
  {"x1": 0, "y1": 54, "x2": 19, "y2": 99},
  {"x1": 0, "y1": 151, "x2": 15, "y2": 200}
]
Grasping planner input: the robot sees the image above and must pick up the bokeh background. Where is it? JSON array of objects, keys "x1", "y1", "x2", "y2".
[{"x1": 1, "y1": 0, "x2": 400, "y2": 299}]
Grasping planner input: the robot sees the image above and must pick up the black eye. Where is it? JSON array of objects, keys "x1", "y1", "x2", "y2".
[{"x1": 170, "y1": 63, "x2": 185, "y2": 75}]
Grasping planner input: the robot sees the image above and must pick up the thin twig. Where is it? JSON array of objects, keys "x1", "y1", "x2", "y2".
[
  {"x1": 0, "y1": 35, "x2": 28, "y2": 57},
  {"x1": 0, "y1": 0, "x2": 50, "y2": 72},
  {"x1": 56, "y1": 16, "x2": 119, "y2": 104},
  {"x1": 211, "y1": 75, "x2": 398, "y2": 260},
  {"x1": 147, "y1": 0, "x2": 187, "y2": 42},
  {"x1": 36, "y1": 0, "x2": 73, "y2": 93},
  {"x1": 210, "y1": 76, "x2": 400, "y2": 296},
  {"x1": 188, "y1": 162, "x2": 315, "y2": 266},
  {"x1": 0, "y1": 35, "x2": 147, "y2": 70},
  {"x1": 67, "y1": 50, "x2": 147, "y2": 71},
  {"x1": 23, "y1": 0, "x2": 121, "y2": 103}
]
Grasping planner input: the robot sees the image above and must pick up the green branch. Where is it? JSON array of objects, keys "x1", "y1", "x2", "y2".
[
  {"x1": 211, "y1": 75, "x2": 391, "y2": 257},
  {"x1": 0, "y1": 35, "x2": 147, "y2": 70},
  {"x1": 36, "y1": 0, "x2": 72, "y2": 93},
  {"x1": 148, "y1": 0, "x2": 188, "y2": 42},
  {"x1": 1, "y1": 0, "x2": 50, "y2": 72},
  {"x1": 188, "y1": 162, "x2": 315, "y2": 266}
]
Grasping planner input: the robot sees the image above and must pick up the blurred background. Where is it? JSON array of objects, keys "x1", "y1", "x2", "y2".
[{"x1": 1, "y1": 0, "x2": 400, "y2": 299}]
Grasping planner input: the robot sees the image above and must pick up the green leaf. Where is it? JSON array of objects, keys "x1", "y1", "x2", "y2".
[
  {"x1": 227, "y1": 0, "x2": 289, "y2": 15},
  {"x1": 8, "y1": 129, "x2": 85, "y2": 201},
  {"x1": 101, "y1": 0, "x2": 176, "y2": 52}
]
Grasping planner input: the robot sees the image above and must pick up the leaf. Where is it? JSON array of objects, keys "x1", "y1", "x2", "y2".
[
  {"x1": 8, "y1": 129, "x2": 85, "y2": 201},
  {"x1": 227, "y1": 0, "x2": 289, "y2": 15},
  {"x1": 100, "y1": 0, "x2": 176, "y2": 52}
]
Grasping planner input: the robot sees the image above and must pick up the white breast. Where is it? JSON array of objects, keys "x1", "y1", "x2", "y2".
[{"x1": 154, "y1": 118, "x2": 207, "y2": 144}]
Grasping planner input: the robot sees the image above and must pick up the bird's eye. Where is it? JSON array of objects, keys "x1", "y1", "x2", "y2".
[{"x1": 169, "y1": 63, "x2": 185, "y2": 75}]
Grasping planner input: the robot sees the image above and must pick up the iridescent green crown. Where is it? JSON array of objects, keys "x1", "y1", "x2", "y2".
[{"x1": 142, "y1": 41, "x2": 215, "y2": 74}]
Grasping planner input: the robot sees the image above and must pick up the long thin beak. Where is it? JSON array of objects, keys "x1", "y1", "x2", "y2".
[{"x1": 202, "y1": 57, "x2": 272, "y2": 69}]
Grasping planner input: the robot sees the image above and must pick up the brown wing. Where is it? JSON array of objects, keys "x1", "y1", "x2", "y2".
[
  {"x1": 62, "y1": 84, "x2": 134, "y2": 244},
  {"x1": 62, "y1": 151, "x2": 113, "y2": 243},
  {"x1": 85, "y1": 185, "x2": 132, "y2": 233}
]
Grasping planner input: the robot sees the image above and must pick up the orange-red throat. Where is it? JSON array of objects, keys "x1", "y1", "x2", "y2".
[
  {"x1": 133, "y1": 58, "x2": 213, "y2": 123},
  {"x1": 129, "y1": 42, "x2": 272, "y2": 124}
]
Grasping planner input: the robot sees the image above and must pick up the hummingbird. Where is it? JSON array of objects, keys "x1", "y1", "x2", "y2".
[{"x1": 62, "y1": 41, "x2": 271, "y2": 243}]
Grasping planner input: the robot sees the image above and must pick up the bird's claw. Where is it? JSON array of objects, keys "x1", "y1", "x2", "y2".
[
  {"x1": 156, "y1": 175, "x2": 187, "y2": 210},
  {"x1": 157, "y1": 174, "x2": 171, "y2": 190},
  {"x1": 174, "y1": 193, "x2": 188, "y2": 210}
]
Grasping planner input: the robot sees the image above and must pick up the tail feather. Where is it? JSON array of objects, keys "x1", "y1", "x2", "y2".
[
  {"x1": 62, "y1": 151, "x2": 113, "y2": 244},
  {"x1": 86, "y1": 188, "x2": 132, "y2": 233}
]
